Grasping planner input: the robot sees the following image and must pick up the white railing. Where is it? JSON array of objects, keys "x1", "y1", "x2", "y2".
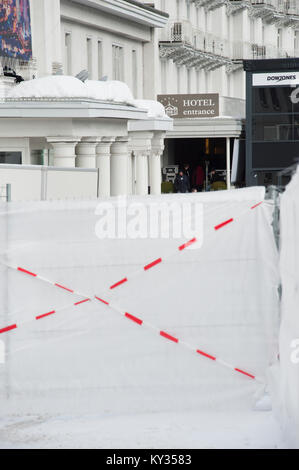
[
  {"x1": 160, "y1": 21, "x2": 230, "y2": 58},
  {"x1": 231, "y1": 40, "x2": 295, "y2": 59},
  {"x1": 191, "y1": 0, "x2": 299, "y2": 16},
  {"x1": 231, "y1": 42, "x2": 266, "y2": 60},
  {"x1": 160, "y1": 20, "x2": 299, "y2": 62},
  {"x1": 249, "y1": 0, "x2": 299, "y2": 15},
  {"x1": 160, "y1": 20, "x2": 193, "y2": 45}
]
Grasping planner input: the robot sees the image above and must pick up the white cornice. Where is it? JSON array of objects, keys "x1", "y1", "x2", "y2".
[
  {"x1": 0, "y1": 99, "x2": 148, "y2": 120},
  {"x1": 128, "y1": 117, "x2": 173, "y2": 132},
  {"x1": 69, "y1": 0, "x2": 169, "y2": 28},
  {"x1": 166, "y1": 117, "x2": 243, "y2": 139}
]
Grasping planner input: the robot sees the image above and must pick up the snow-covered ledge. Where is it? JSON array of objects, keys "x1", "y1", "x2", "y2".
[{"x1": 129, "y1": 99, "x2": 173, "y2": 133}]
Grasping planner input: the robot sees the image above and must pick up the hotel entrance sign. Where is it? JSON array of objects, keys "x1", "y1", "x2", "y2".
[{"x1": 158, "y1": 93, "x2": 219, "y2": 118}]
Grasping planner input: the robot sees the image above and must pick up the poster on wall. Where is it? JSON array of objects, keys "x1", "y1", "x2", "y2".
[{"x1": 0, "y1": 0, "x2": 32, "y2": 62}]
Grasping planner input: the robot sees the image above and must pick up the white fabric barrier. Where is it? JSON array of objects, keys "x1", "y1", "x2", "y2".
[
  {"x1": 0, "y1": 188, "x2": 279, "y2": 418},
  {"x1": 271, "y1": 168, "x2": 299, "y2": 447},
  {"x1": 0, "y1": 165, "x2": 98, "y2": 201}
]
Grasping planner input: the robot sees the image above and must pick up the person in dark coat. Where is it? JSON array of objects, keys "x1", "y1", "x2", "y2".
[
  {"x1": 183, "y1": 162, "x2": 191, "y2": 186},
  {"x1": 174, "y1": 170, "x2": 190, "y2": 193},
  {"x1": 192, "y1": 164, "x2": 204, "y2": 192}
]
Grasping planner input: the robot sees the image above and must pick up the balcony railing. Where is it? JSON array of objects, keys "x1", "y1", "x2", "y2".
[
  {"x1": 231, "y1": 41, "x2": 292, "y2": 60},
  {"x1": 160, "y1": 20, "x2": 298, "y2": 70},
  {"x1": 161, "y1": 21, "x2": 230, "y2": 56},
  {"x1": 159, "y1": 21, "x2": 231, "y2": 70},
  {"x1": 190, "y1": 0, "x2": 299, "y2": 18}
]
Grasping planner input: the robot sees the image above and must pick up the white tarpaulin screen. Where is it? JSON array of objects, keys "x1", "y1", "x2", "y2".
[
  {"x1": 273, "y1": 167, "x2": 299, "y2": 447},
  {"x1": 0, "y1": 188, "x2": 280, "y2": 419}
]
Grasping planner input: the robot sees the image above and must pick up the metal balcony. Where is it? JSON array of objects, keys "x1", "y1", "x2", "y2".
[
  {"x1": 248, "y1": 1, "x2": 299, "y2": 26},
  {"x1": 190, "y1": 0, "x2": 299, "y2": 24},
  {"x1": 159, "y1": 19, "x2": 298, "y2": 71},
  {"x1": 189, "y1": 0, "x2": 228, "y2": 11},
  {"x1": 159, "y1": 21, "x2": 232, "y2": 71}
]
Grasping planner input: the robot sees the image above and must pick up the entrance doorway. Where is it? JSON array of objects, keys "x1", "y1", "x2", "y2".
[{"x1": 163, "y1": 137, "x2": 232, "y2": 191}]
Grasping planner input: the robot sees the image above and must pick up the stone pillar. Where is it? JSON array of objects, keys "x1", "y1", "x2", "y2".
[
  {"x1": 110, "y1": 136, "x2": 129, "y2": 196},
  {"x1": 75, "y1": 137, "x2": 97, "y2": 168},
  {"x1": 96, "y1": 137, "x2": 114, "y2": 197},
  {"x1": 226, "y1": 137, "x2": 231, "y2": 190},
  {"x1": 129, "y1": 131, "x2": 153, "y2": 196},
  {"x1": 135, "y1": 151, "x2": 149, "y2": 196},
  {"x1": 47, "y1": 137, "x2": 80, "y2": 167},
  {"x1": 149, "y1": 132, "x2": 165, "y2": 195},
  {"x1": 127, "y1": 148, "x2": 134, "y2": 196}
]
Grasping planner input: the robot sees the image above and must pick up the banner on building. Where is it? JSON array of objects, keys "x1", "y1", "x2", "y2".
[
  {"x1": 252, "y1": 72, "x2": 299, "y2": 87},
  {"x1": 0, "y1": 0, "x2": 32, "y2": 62},
  {"x1": 158, "y1": 94, "x2": 219, "y2": 119}
]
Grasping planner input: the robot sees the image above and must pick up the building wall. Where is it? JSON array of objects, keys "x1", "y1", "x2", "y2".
[
  {"x1": 29, "y1": 0, "x2": 299, "y2": 101},
  {"x1": 29, "y1": 0, "x2": 158, "y2": 100},
  {"x1": 141, "y1": 0, "x2": 299, "y2": 100}
]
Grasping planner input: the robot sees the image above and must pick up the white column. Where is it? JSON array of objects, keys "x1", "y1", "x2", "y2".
[
  {"x1": 129, "y1": 131, "x2": 153, "y2": 196},
  {"x1": 96, "y1": 137, "x2": 114, "y2": 197},
  {"x1": 47, "y1": 137, "x2": 80, "y2": 167},
  {"x1": 110, "y1": 136, "x2": 129, "y2": 196},
  {"x1": 150, "y1": 131, "x2": 165, "y2": 195},
  {"x1": 226, "y1": 137, "x2": 231, "y2": 190},
  {"x1": 75, "y1": 137, "x2": 97, "y2": 168},
  {"x1": 127, "y1": 149, "x2": 134, "y2": 196},
  {"x1": 135, "y1": 151, "x2": 149, "y2": 196}
]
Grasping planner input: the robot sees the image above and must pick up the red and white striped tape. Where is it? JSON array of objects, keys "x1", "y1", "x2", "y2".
[
  {"x1": 6, "y1": 200, "x2": 263, "y2": 296},
  {"x1": 0, "y1": 290, "x2": 263, "y2": 383},
  {"x1": 0, "y1": 200, "x2": 265, "y2": 383}
]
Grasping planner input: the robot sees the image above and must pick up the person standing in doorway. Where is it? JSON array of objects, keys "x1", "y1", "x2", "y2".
[
  {"x1": 174, "y1": 170, "x2": 190, "y2": 193},
  {"x1": 183, "y1": 162, "x2": 191, "y2": 188},
  {"x1": 192, "y1": 162, "x2": 204, "y2": 192}
]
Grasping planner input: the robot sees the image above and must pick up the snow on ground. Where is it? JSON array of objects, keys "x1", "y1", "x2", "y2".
[{"x1": 0, "y1": 410, "x2": 286, "y2": 449}]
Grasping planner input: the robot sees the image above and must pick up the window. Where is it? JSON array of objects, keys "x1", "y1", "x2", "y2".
[
  {"x1": 0, "y1": 152, "x2": 22, "y2": 164},
  {"x1": 187, "y1": 68, "x2": 191, "y2": 94},
  {"x1": 112, "y1": 44, "x2": 124, "y2": 81},
  {"x1": 64, "y1": 32, "x2": 72, "y2": 75},
  {"x1": 204, "y1": 11, "x2": 208, "y2": 32},
  {"x1": 196, "y1": 70, "x2": 200, "y2": 92},
  {"x1": 277, "y1": 28, "x2": 282, "y2": 49},
  {"x1": 132, "y1": 49, "x2": 137, "y2": 97},
  {"x1": 177, "y1": 66, "x2": 181, "y2": 93},
  {"x1": 176, "y1": 0, "x2": 180, "y2": 19},
  {"x1": 294, "y1": 31, "x2": 299, "y2": 54},
  {"x1": 87, "y1": 37, "x2": 92, "y2": 78},
  {"x1": 98, "y1": 40, "x2": 103, "y2": 79},
  {"x1": 161, "y1": 60, "x2": 166, "y2": 94},
  {"x1": 250, "y1": 18, "x2": 255, "y2": 43},
  {"x1": 187, "y1": 1, "x2": 190, "y2": 20}
]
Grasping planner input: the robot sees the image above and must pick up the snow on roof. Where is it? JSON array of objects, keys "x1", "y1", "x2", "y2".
[
  {"x1": 7, "y1": 75, "x2": 172, "y2": 119},
  {"x1": 6, "y1": 76, "x2": 170, "y2": 119},
  {"x1": 7, "y1": 76, "x2": 135, "y2": 105},
  {"x1": 7, "y1": 76, "x2": 88, "y2": 99},
  {"x1": 85, "y1": 80, "x2": 134, "y2": 105},
  {"x1": 132, "y1": 99, "x2": 168, "y2": 119}
]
